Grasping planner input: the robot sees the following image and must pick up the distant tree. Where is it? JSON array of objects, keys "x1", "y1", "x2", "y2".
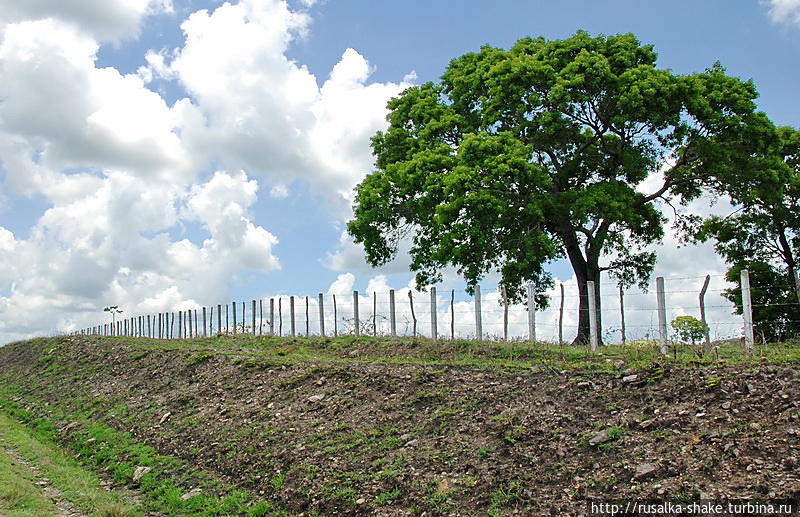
[
  {"x1": 671, "y1": 315, "x2": 708, "y2": 346},
  {"x1": 694, "y1": 126, "x2": 800, "y2": 342},
  {"x1": 348, "y1": 31, "x2": 778, "y2": 344},
  {"x1": 103, "y1": 305, "x2": 123, "y2": 326}
]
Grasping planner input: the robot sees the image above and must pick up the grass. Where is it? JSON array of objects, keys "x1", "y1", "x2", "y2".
[
  {"x1": 100, "y1": 333, "x2": 800, "y2": 373},
  {"x1": 0, "y1": 390, "x2": 284, "y2": 516},
  {"x1": 2, "y1": 333, "x2": 800, "y2": 515},
  {"x1": 0, "y1": 412, "x2": 139, "y2": 516},
  {"x1": 0, "y1": 445, "x2": 60, "y2": 517}
]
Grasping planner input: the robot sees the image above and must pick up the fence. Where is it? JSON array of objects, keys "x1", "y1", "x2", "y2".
[{"x1": 73, "y1": 269, "x2": 800, "y2": 354}]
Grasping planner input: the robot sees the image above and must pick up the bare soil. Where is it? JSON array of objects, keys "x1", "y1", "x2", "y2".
[{"x1": 1, "y1": 336, "x2": 800, "y2": 515}]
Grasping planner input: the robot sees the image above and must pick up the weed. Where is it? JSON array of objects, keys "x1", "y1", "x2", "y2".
[
  {"x1": 477, "y1": 447, "x2": 494, "y2": 459},
  {"x1": 187, "y1": 352, "x2": 214, "y2": 366},
  {"x1": 375, "y1": 489, "x2": 401, "y2": 505},
  {"x1": 270, "y1": 472, "x2": 286, "y2": 490},
  {"x1": 488, "y1": 481, "x2": 523, "y2": 516}
]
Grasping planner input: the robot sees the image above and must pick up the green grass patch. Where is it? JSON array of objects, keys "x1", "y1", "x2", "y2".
[
  {"x1": 0, "y1": 389, "x2": 284, "y2": 516},
  {"x1": 100, "y1": 333, "x2": 800, "y2": 374},
  {"x1": 0, "y1": 412, "x2": 139, "y2": 516}
]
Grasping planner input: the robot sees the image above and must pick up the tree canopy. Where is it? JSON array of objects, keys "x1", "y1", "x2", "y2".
[
  {"x1": 695, "y1": 126, "x2": 800, "y2": 341},
  {"x1": 348, "y1": 31, "x2": 779, "y2": 343}
]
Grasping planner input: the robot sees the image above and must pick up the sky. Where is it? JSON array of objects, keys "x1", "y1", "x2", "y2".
[{"x1": 0, "y1": 0, "x2": 799, "y2": 344}]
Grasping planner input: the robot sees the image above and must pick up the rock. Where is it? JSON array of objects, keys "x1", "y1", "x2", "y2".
[
  {"x1": 356, "y1": 498, "x2": 366, "y2": 505},
  {"x1": 181, "y1": 488, "x2": 203, "y2": 501},
  {"x1": 307, "y1": 394, "x2": 325, "y2": 403},
  {"x1": 638, "y1": 419, "x2": 656, "y2": 429},
  {"x1": 159, "y1": 412, "x2": 171, "y2": 424},
  {"x1": 132, "y1": 466, "x2": 152, "y2": 482},
  {"x1": 633, "y1": 463, "x2": 659, "y2": 481},
  {"x1": 721, "y1": 401, "x2": 731, "y2": 410},
  {"x1": 589, "y1": 430, "x2": 611, "y2": 446},
  {"x1": 622, "y1": 374, "x2": 639, "y2": 383}
]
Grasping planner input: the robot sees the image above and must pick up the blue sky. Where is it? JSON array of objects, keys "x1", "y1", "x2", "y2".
[{"x1": 0, "y1": 0, "x2": 798, "y2": 343}]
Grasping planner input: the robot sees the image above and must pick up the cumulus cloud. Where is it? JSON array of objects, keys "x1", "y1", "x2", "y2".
[
  {"x1": 0, "y1": 0, "x2": 173, "y2": 43},
  {"x1": 154, "y1": 0, "x2": 411, "y2": 204},
  {"x1": 763, "y1": 0, "x2": 800, "y2": 24},
  {"x1": 0, "y1": 0, "x2": 419, "y2": 343},
  {"x1": 0, "y1": 19, "x2": 195, "y2": 195},
  {"x1": 0, "y1": 169, "x2": 280, "y2": 343}
]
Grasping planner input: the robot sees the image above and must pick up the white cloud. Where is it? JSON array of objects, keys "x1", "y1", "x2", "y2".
[
  {"x1": 269, "y1": 184, "x2": 289, "y2": 199},
  {"x1": 158, "y1": 0, "x2": 411, "y2": 204},
  {"x1": 0, "y1": 19, "x2": 194, "y2": 194},
  {"x1": 0, "y1": 0, "x2": 173, "y2": 43},
  {"x1": 0, "y1": 0, "x2": 412, "y2": 343},
  {"x1": 0, "y1": 169, "x2": 281, "y2": 343},
  {"x1": 763, "y1": 0, "x2": 800, "y2": 24}
]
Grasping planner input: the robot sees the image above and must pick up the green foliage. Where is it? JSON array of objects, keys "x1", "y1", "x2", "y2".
[
  {"x1": 0, "y1": 392, "x2": 280, "y2": 516},
  {"x1": 691, "y1": 127, "x2": 800, "y2": 342},
  {"x1": 270, "y1": 472, "x2": 286, "y2": 491},
  {"x1": 375, "y1": 489, "x2": 401, "y2": 505},
  {"x1": 349, "y1": 30, "x2": 777, "y2": 342},
  {"x1": 670, "y1": 315, "x2": 708, "y2": 345},
  {"x1": 597, "y1": 425, "x2": 626, "y2": 451},
  {"x1": 488, "y1": 481, "x2": 523, "y2": 516}
]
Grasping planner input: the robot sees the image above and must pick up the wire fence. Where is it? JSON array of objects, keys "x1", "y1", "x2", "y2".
[{"x1": 73, "y1": 270, "x2": 800, "y2": 351}]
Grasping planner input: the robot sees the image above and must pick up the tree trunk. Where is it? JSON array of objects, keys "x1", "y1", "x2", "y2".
[{"x1": 562, "y1": 231, "x2": 603, "y2": 345}]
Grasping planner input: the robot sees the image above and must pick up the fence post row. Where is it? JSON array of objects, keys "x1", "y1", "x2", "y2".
[
  {"x1": 290, "y1": 296, "x2": 296, "y2": 337},
  {"x1": 450, "y1": 289, "x2": 455, "y2": 340},
  {"x1": 408, "y1": 290, "x2": 416, "y2": 337},
  {"x1": 82, "y1": 276, "x2": 770, "y2": 350},
  {"x1": 353, "y1": 291, "x2": 359, "y2": 336},
  {"x1": 501, "y1": 285, "x2": 509, "y2": 342},
  {"x1": 699, "y1": 275, "x2": 710, "y2": 351},
  {"x1": 618, "y1": 285, "x2": 625, "y2": 345},
  {"x1": 269, "y1": 299, "x2": 274, "y2": 336},
  {"x1": 558, "y1": 283, "x2": 564, "y2": 345},
  {"x1": 389, "y1": 290, "x2": 396, "y2": 337},
  {"x1": 318, "y1": 293, "x2": 325, "y2": 337},
  {"x1": 741, "y1": 269, "x2": 754, "y2": 350},
  {"x1": 474, "y1": 285, "x2": 482, "y2": 340},
  {"x1": 587, "y1": 280, "x2": 598, "y2": 352},
  {"x1": 430, "y1": 287, "x2": 437, "y2": 341},
  {"x1": 656, "y1": 276, "x2": 668, "y2": 355},
  {"x1": 526, "y1": 284, "x2": 536, "y2": 343},
  {"x1": 332, "y1": 295, "x2": 337, "y2": 337}
]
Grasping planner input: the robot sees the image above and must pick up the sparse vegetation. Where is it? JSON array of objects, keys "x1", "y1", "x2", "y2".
[{"x1": 0, "y1": 334, "x2": 799, "y2": 515}]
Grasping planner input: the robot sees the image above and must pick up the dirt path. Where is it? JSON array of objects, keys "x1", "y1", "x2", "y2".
[{"x1": 0, "y1": 437, "x2": 87, "y2": 517}]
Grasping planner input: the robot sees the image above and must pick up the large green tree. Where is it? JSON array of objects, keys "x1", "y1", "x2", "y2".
[
  {"x1": 695, "y1": 126, "x2": 800, "y2": 341},
  {"x1": 348, "y1": 31, "x2": 778, "y2": 344}
]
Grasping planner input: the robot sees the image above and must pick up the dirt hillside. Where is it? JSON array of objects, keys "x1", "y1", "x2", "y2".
[{"x1": 1, "y1": 335, "x2": 799, "y2": 515}]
